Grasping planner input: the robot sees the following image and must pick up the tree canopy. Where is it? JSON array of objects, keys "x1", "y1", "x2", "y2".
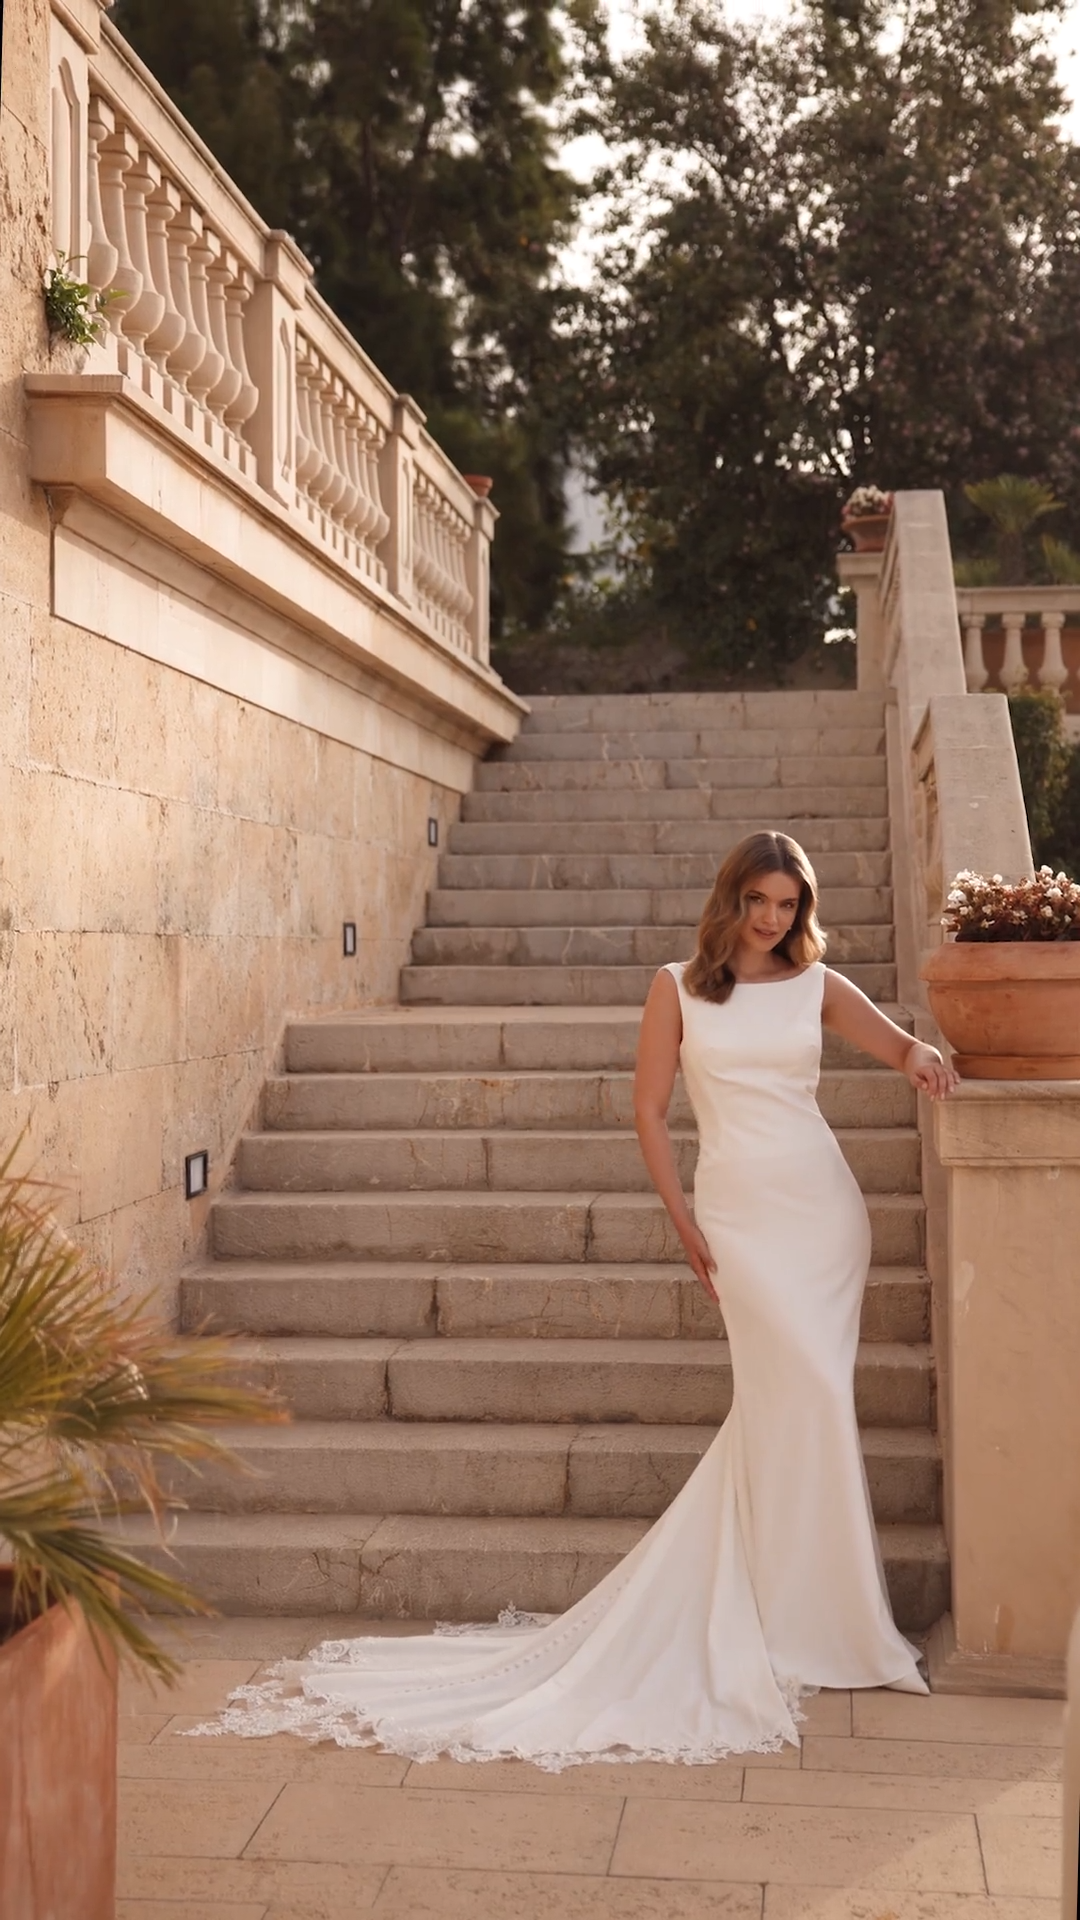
[{"x1": 113, "y1": 0, "x2": 1080, "y2": 677}]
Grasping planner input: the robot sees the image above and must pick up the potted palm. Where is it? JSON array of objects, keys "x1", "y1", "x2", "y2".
[
  {"x1": 921, "y1": 867, "x2": 1080, "y2": 1078},
  {"x1": 841, "y1": 485, "x2": 894, "y2": 552},
  {"x1": 0, "y1": 1157, "x2": 282, "y2": 1920}
]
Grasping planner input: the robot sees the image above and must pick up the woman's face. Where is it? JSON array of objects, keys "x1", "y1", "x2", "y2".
[{"x1": 737, "y1": 869, "x2": 801, "y2": 954}]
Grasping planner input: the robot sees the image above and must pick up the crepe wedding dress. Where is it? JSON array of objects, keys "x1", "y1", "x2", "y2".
[{"x1": 199, "y1": 958, "x2": 925, "y2": 1767}]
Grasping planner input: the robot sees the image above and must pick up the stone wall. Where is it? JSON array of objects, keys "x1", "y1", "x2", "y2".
[{"x1": 0, "y1": 0, "x2": 521, "y2": 1316}]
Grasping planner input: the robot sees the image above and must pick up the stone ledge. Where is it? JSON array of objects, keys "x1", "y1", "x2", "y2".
[
  {"x1": 24, "y1": 374, "x2": 525, "y2": 753},
  {"x1": 935, "y1": 1078, "x2": 1080, "y2": 1167},
  {"x1": 926, "y1": 1612, "x2": 1065, "y2": 1699}
]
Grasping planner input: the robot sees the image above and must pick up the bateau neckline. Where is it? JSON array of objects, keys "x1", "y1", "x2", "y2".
[{"x1": 729, "y1": 963, "x2": 818, "y2": 987}]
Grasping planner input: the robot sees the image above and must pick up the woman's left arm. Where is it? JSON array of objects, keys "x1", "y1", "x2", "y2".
[{"x1": 821, "y1": 969, "x2": 959, "y2": 1100}]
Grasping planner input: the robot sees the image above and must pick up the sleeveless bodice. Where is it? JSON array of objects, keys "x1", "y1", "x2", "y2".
[{"x1": 664, "y1": 959, "x2": 828, "y2": 1166}]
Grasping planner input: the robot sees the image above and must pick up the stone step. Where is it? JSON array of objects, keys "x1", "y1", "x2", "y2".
[
  {"x1": 425, "y1": 886, "x2": 893, "y2": 929},
  {"x1": 493, "y1": 726, "x2": 886, "y2": 764},
  {"x1": 400, "y1": 960, "x2": 898, "y2": 1007},
  {"x1": 407, "y1": 924, "x2": 894, "y2": 970},
  {"x1": 237, "y1": 1126, "x2": 920, "y2": 1197},
  {"x1": 181, "y1": 1260, "x2": 929, "y2": 1345},
  {"x1": 283, "y1": 1006, "x2": 912, "y2": 1076},
  {"x1": 263, "y1": 1067, "x2": 916, "y2": 1134},
  {"x1": 164, "y1": 1421, "x2": 939, "y2": 1525},
  {"x1": 461, "y1": 787, "x2": 888, "y2": 825},
  {"x1": 476, "y1": 757, "x2": 887, "y2": 796},
  {"x1": 115, "y1": 1510, "x2": 946, "y2": 1629},
  {"x1": 448, "y1": 819, "x2": 892, "y2": 857},
  {"x1": 218, "y1": 1335, "x2": 932, "y2": 1428},
  {"x1": 212, "y1": 1188, "x2": 924, "y2": 1269},
  {"x1": 519, "y1": 691, "x2": 888, "y2": 730},
  {"x1": 440, "y1": 848, "x2": 893, "y2": 890}
]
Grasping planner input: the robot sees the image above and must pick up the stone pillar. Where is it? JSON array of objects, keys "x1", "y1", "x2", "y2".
[
  {"x1": 463, "y1": 478, "x2": 497, "y2": 666},
  {"x1": 933, "y1": 1083, "x2": 1080, "y2": 1672},
  {"x1": 244, "y1": 229, "x2": 312, "y2": 506},
  {"x1": 379, "y1": 394, "x2": 426, "y2": 607},
  {"x1": 836, "y1": 549, "x2": 886, "y2": 691}
]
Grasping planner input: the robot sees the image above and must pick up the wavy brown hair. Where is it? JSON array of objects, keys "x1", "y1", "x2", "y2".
[{"x1": 683, "y1": 831, "x2": 826, "y2": 1004}]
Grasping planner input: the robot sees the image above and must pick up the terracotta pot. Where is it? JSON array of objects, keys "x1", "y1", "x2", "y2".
[
  {"x1": 0, "y1": 1575, "x2": 117, "y2": 1919},
  {"x1": 462, "y1": 473, "x2": 493, "y2": 498},
  {"x1": 921, "y1": 940, "x2": 1080, "y2": 1079},
  {"x1": 841, "y1": 512, "x2": 892, "y2": 553}
]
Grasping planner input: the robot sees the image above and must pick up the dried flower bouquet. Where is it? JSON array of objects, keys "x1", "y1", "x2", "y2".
[{"x1": 943, "y1": 867, "x2": 1080, "y2": 943}]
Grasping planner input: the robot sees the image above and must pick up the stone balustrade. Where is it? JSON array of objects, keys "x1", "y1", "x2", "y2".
[
  {"x1": 956, "y1": 587, "x2": 1080, "y2": 718},
  {"x1": 43, "y1": 0, "x2": 492, "y2": 666}
]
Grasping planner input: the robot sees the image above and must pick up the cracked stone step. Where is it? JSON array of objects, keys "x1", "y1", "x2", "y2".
[
  {"x1": 475, "y1": 756, "x2": 887, "y2": 794},
  {"x1": 461, "y1": 787, "x2": 888, "y2": 824},
  {"x1": 161, "y1": 1421, "x2": 939, "y2": 1525},
  {"x1": 448, "y1": 819, "x2": 892, "y2": 857},
  {"x1": 263, "y1": 1067, "x2": 916, "y2": 1134},
  {"x1": 519, "y1": 691, "x2": 888, "y2": 729},
  {"x1": 181, "y1": 1260, "x2": 929, "y2": 1346},
  {"x1": 424, "y1": 885, "x2": 893, "y2": 929},
  {"x1": 438, "y1": 849, "x2": 893, "y2": 891},
  {"x1": 217, "y1": 1335, "x2": 931, "y2": 1428},
  {"x1": 114, "y1": 1510, "x2": 946, "y2": 1628},
  {"x1": 212, "y1": 1189, "x2": 924, "y2": 1267},
  {"x1": 492, "y1": 725, "x2": 886, "y2": 764},
  {"x1": 283, "y1": 1006, "x2": 912, "y2": 1075},
  {"x1": 237, "y1": 1125, "x2": 920, "y2": 1196},
  {"x1": 400, "y1": 961, "x2": 898, "y2": 1007}
]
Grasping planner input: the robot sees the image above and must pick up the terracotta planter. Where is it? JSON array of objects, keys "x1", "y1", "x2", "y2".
[
  {"x1": 841, "y1": 512, "x2": 892, "y2": 553},
  {"x1": 0, "y1": 1576, "x2": 117, "y2": 1919},
  {"x1": 921, "y1": 940, "x2": 1080, "y2": 1079}
]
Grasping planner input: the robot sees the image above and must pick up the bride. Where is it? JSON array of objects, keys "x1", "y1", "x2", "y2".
[{"x1": 201, "y1": 829, "x2": 956, "y2": 1766}]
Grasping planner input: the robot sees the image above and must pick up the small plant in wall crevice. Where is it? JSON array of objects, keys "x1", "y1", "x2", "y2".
[{"x1": 43, "y1": 253, "x2": 124, "y2": 347}]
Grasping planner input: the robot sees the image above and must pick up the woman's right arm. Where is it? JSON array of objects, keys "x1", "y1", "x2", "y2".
[{"x1": 633, "y1": 971, "x2": 719, "y2": 1301}]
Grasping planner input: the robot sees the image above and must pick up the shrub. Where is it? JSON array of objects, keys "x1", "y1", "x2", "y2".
[{"x1": 1007, "y1": 688, "x2": 1076, "y2": 871}]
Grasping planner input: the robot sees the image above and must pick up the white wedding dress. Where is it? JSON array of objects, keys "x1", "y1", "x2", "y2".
[{"x1": 199, "y1": 960, "x2": 925, "y2": 1765}]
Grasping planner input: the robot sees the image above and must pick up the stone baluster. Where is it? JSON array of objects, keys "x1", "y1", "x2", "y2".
[
  {"x1": 380, "y1": 395, "x2": 425, "y2": 604},
  {"x1": 962, "y1": 615, "x2": 989, "y2": 693},
  {"x1": 143, "y1": 178, "x2": 187, "y2": 375},
  {"x1": 164, "y1": 201, "x2": 208, "y2": 396},
  {"x1": 185, "y1": 220, "x2": 225, "y2": 408},
  {"x1": 96, "y1": 121, "x2": 141, "y2": 332},
  {"x1": 293, "y1": 348, "x2": 322, "y2": 501},
  {"x1": 1000, "y1": 613, "x2": 1028, "y2": 693},
  {"x1": 318, "y1": 372, "x2": 349, "y2": 517},
  {"x1": 465, "y1": 480, "x2": 496, "y2": 664},
  {"x1": 331, "y1": 393, "x2": 362, "y2": 547},
  {"x1": 361, "y1": 418, "x2": 390, "y2": 547},
  {"x1": 50, "y1": 61, "x2": 78, "y2": 263},
  {"x1": 303, "y1": 358, "x2": 338, "y2": 508},
  {"x1": 117, "y1": 148, "x2": 165, "y2": 358},
  {"x1": 343, "y1": 407, "x2": 377, "y2": 548},
  {"x1": 223, "y1": 267, "x2": 259, "y2": 431},
  {"x1": 205, "y1": 247, "x2": 244, "y2": 422},
  {"x1": 86, "y1": 97, "x2": 119, "y2": 293},
  {"x1": 1038, "y1": 611, "x2": 1069, "y2": 693}
]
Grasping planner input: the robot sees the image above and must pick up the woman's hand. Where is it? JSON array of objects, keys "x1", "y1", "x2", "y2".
[
  {"x1": 904, "y1": 1041, "x2": 959, "y2": 1100},
  {"x1": 680, "y1": 1220, "x2": 719, "y2": 1302}
]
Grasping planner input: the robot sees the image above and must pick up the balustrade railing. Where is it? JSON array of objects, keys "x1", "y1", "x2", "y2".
[
  {"x1": 44, "y1": 0, "x2": 494, "y2": 666},
  {"x1": 955, "y1": 588, "x2": 1080, "y2": 715}
]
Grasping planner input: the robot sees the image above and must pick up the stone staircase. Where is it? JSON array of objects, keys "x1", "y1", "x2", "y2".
[{"x1": 141, "y1": 690, "x2": 948, "y2": 1631}]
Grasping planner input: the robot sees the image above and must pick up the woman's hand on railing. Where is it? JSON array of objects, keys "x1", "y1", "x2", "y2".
[{"x1": 903, "y1": 1041, "x2": 959, "y2": 1100}]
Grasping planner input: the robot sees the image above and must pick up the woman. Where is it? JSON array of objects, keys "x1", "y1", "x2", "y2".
[{"x1": 205, "y1": 831, "x2": 955, "y2": 1765}]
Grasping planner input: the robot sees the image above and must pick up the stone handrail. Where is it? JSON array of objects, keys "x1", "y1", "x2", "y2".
[{"x1": 44, "y1": 0, "x2": 493, "y2": 666}]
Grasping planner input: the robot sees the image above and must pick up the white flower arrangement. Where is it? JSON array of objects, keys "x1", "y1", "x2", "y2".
[
  {"x1": 842, "y1": 486, "x2": 893, "y2": 519},
  {"x1": 942, "y1": 867, "x2": 1080, "y2": 943}
]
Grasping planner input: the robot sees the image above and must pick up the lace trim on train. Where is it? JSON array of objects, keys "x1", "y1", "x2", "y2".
[{"x1": 183, "y1": 1606, "x2": 814, "y2": 1771}]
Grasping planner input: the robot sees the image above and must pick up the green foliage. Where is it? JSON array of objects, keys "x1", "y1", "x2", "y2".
[
  {"x1": 1008, "y1": 688, "x2": 1080, "y2": 875},
  {"x1": 43, "y1": 255, "x2": 124, "y2": 347},
  {"x1": 111, "y1": 0, "x2": 584, "y2": 636},
  {"x1": 963, "y1": 476, "x2": 1062, "y2": 584},
  {"x1": 564, "y1": 0, "x2": 1080, "y2": 673},
  {"x1": 1040, "y1": 534, "x2": 1080, "y2": 584},
  {"x1": 0, "y1": 1155, "x2": 284, "y2": 1679}
]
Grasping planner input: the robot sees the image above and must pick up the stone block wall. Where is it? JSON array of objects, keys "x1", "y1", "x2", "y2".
[{"x1": 0, "y1": 0, "x2": 520, "y2": 1316}]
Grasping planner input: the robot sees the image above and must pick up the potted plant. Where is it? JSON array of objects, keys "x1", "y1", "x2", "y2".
[
  {"x1": 841, "y1": 485, "x2": 894, "y2": 552},
  {"x1": 0, "y1": 1158, "x2": 282, "y2": 1920},
  {"x1": 921, "y1": 867, "x2": 1080, "y2": 1078}
]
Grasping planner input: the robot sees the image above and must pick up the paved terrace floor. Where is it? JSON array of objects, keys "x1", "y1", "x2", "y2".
[{"x1": 119, "y1": 1618, "x2": 1063, "y2": 1920}]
